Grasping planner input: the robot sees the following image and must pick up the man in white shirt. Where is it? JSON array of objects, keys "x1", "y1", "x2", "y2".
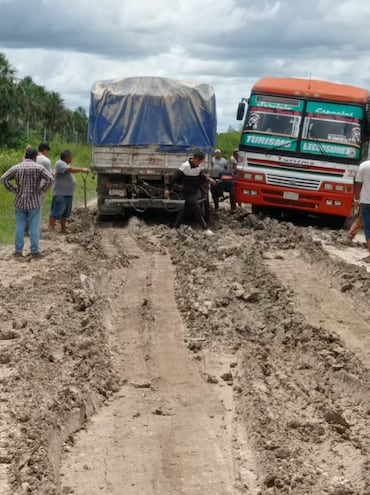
[
  {"x1": 36, "y1": 143, "x2": 53, "y2": 210},
  {"x1": 37, "y1": 143, "x2": 52, "y2": 173},
  {"x1": 354, "y1": 159, "x2": 370, "y2": 261}
]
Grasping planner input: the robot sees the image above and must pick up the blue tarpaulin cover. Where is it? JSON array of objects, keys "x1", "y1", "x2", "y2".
[{"x1": 88, "y1": 76, "x2": 217, "y2": 152}]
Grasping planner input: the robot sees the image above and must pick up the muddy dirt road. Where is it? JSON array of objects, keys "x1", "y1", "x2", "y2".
[{"x1": 1, "y1": 207, "x2": 370, "y2": 494}]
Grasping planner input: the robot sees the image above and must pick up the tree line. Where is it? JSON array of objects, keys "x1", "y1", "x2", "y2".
[{"x1": 0, "y1": 53, "x2": 88, "y2": 148}]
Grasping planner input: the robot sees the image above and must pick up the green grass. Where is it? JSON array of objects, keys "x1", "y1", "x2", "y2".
[
  {"x1": 216, "y1": 129, "x2": 242, "y2": 160},
  {"x1": 0, "y1": 143, "x2": 96, "y2": 245}
]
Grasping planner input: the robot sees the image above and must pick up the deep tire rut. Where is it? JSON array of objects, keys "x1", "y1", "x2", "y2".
[
  {"x1": 60, "y1": 228, "x2": 238, "y2": 494},
  {"x1": 4, "y1": 210, "x2": 370, "y2": 494}
]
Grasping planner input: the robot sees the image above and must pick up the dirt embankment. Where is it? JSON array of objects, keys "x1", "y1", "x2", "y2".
[{"x1": 1, "y1": 207, "x2": 370, "y2": 494}]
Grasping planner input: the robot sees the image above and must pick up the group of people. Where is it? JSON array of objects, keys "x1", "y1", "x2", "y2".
[
  {"x1": 2, "y1": 142, "x2": 231, "y2": 255},
  {"x1": 164, "y1": 147, "x2": 239, "y2": 234},
  {"x1": 5, "y1": 141, "x2": 369, "y2": 257},
  {"x1": 1, "y1": 144, "x2": 89, "y2": 258}
]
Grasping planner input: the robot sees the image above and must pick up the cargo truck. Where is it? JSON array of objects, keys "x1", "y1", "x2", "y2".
[{"x1": 88, "y1": 76, "x2": 217, "y2": 217}]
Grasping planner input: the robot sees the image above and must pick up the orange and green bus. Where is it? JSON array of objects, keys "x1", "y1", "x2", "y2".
[{"x1": 235, "y1": 77, "x2": 370, "y2": 222}]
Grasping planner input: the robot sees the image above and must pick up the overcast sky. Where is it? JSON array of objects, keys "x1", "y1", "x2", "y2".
[{"x1": 1, "y1": 0, "x2": 370, "y2": 133}]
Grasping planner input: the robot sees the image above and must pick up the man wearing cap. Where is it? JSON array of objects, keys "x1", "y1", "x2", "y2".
[
  {"x1": 210, "y1": 148, "x2": 227, "y2": 210},
  {"x1": 1, "y1": 147, "x2": 54, "y2": 258}
]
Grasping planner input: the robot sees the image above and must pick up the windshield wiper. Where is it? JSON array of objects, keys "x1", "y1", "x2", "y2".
[{"x1": 308, "y1": 129, "x2": 329, "y2": 157}]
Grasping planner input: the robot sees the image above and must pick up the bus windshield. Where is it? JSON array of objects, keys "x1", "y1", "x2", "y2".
[
  {"x1": 241, "y1": 94, "x2": 364, "y2": 160},
  {"x1": 300, "y1": 101, "x2": 363, "y2": 159},
  {"x1": 244, "y1": 94, "x2": 302, "y2": 138}
]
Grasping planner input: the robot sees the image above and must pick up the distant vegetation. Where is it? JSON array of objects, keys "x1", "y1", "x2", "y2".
[
  {"x1": 0, "y1": 53, "x2": 88, "y2": 148},
  {"x1": 0, "y1": 50, "x2": 242, "y2": 154},
  {"x1": 0, "y1": 51, "x2": 92, "y2": 243},
  {"x1": 216, "y1": 129, "x2": 242, "y2": 160}
]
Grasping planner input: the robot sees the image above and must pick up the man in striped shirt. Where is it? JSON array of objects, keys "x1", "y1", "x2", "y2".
[{"x1": 1, "y1": 147, "x2": 54, "y2": 258}]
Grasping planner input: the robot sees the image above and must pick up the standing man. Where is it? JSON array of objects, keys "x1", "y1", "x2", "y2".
[
  {"x1": 1, "y1": 147, "x2": 54, "y2": 258},
  {"x1": 37, "y1": 142, "x2": 53, "y2": 212},
  {"x1": 37, "y1": 142, "x2": 52, "y2": 174},
  {"x1": 49, "y1": 149, "x2": 90, "y2": 233},
  {"x1": 210, "y1": 148, "x2": 227, "y2": 210},
  {"x1": 164, "y1": 150, "x2": 215, "y2": 234},
  {"x1": 229, "y1": 149, "x2": 239, "y2": 171},
  {"x1": 354, "y1": 159, "x2": 370, "y2": 262},
  {"x1": 229, "y1": 148, "x2": 242, "y2": 207}
]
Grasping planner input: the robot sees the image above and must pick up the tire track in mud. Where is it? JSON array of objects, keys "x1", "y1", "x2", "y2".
[
  {"x1": 266, "y1": 249, "x2": 370, "y2": 366},
  {"x1": 60, "y1": 226, "x2": 240, "y2": 494},
  {"x1": 4, "y1": 208, "x2": 370, "y2": 494},
  {"x1": 0, "y1": 224, "x2": 121, "y2": 495},
  {"x1": 162, "y1": 217, "x2": 370, "y2": 494},
  {"x1": 263, "y1": 249, "x2": 370, "y2": 493}
]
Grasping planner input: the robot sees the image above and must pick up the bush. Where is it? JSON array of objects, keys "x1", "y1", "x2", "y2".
[{"x1": 216, "y1": 129, "x2": 242, "y2": 160}]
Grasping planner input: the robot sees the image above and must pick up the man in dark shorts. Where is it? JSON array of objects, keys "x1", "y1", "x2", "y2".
[{"x1": 49, "y1": 149, "x2": 90, "y2": 233}]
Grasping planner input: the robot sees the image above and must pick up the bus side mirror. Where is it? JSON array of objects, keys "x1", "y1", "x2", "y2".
[
  {"x1": 236, "y1": 102, "x2": 245, "y2": 121},
  {"x1": 365, "y1": 102, "x2": 370, "y2": 136}
]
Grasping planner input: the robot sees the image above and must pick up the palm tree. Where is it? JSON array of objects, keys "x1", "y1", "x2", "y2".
[{"x1": 0, "y1": 54, "x2": 19, "y2": 145}]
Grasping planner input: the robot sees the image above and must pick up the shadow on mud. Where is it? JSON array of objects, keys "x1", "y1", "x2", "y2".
[{"x1": 250, "y1": 208, "x2": 351, "y2": 231}]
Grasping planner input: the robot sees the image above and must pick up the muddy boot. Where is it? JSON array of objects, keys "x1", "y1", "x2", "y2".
[
  {"x1": 49, "y1": 216, "x2": 56, "y2": 232},
  {"x1": 60, "y1": 218, "x2": 68, "y2": 234}
]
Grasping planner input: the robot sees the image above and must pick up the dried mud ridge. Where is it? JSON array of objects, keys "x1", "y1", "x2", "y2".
[{"x1": 1, "y1": 208, "x2": 370, "y2": 494}]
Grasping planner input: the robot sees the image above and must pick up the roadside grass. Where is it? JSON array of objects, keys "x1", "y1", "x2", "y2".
[
  {"x1": 0, "y1": 144, "x2": 96, "y2": 245},
  {"x1": 216, "y1": 129, "x2": 242, "y2": 160}
]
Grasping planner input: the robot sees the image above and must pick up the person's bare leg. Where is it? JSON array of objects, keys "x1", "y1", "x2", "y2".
[{"x1": 348, "y1": 216, "x2": 362, "y2": 239}]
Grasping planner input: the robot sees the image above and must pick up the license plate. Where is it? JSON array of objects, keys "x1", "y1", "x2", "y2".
[
  {"x1": 109, "y1": 189, "x2": 126, "y2": 197},
  {"x1": 283, "y1": 191, "x2": 299, "y2": 201}
]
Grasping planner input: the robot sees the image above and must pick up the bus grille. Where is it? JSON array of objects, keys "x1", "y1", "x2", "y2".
[{"x1": 266, "y1": 174, "x2": 321, "y2": 191}]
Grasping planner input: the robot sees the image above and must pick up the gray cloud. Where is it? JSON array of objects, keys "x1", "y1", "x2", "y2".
[{"x1": 1, "y1": 0, "x2": 370, "y2": 131}]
